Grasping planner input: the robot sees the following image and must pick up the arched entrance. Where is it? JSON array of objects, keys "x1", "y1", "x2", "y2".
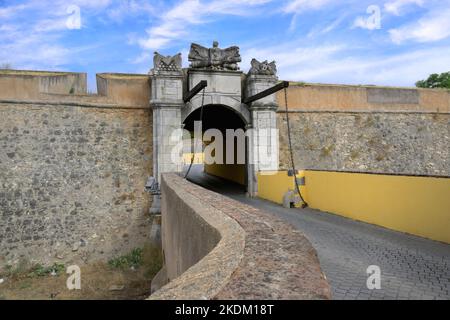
[
  {"x1": 183, "y1": 104, "x2": 248, "y2": 192},
  {"x1": 149, "y1": 45, "x2": 281, "y2": 214}
]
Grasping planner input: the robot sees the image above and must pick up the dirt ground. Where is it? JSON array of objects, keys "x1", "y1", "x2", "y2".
[{"x1": 0, "y1": 245, "x2": 162, "y2": 300}]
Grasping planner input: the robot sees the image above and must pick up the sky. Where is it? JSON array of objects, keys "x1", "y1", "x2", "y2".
[{"x1": 1, "y1": 0, "x2": 450, "y2": 91}]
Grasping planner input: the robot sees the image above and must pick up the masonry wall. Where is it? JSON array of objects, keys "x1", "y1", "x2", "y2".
[
  {"x1": 0, "y1": 101, "x2": 153, "y2": 269},
  {"x1": 269, "y1": 84, "x2": 450, "y2": 243},
  {"x1": 276, "y1": 84, "x2": 450, "y2": 177}
]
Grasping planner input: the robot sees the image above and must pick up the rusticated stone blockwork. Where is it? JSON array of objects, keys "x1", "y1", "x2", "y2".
[{"x1": 0, "y1": 103, "x2": 153, "y2": 268}]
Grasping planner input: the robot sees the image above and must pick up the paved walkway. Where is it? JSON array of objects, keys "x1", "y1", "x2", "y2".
[{"x1": 186, "y1": 166, "x2": 450, "y2": 300}]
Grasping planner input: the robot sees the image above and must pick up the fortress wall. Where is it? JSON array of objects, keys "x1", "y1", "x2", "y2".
[
  {"x1": 0, "y1": 72, "x2": 153, "y2": 269},
  {"x1": 0, "y1": 70, "x2": 87, "y2": 100},
  {"x1": 276, "y1": 84, "x2": 450, "y2": 177},
  {"x1": 96, "y1": 74, "x2": 151, "y2": 107},
  {"x1": 269, "y1": 84, "x2": 450, "y2": 243},
  {"x1": 0, "y1": 70, "x2": 150, "y2": 107}
]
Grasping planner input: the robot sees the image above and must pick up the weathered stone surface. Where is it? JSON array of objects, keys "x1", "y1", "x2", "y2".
[
  {"x1": 278, "y1": 112, "x2": 450, "y2": 177},
  {"x1": 150, "y1": 173, "x2": 245, "y2": 300},
  {"x1": 248, "y1": 58, "x2": 277, "y2": 76},
  {"x1": 152, "y1": 52, "x2": 182, "y2": 74},
  {"x1": 367, "y1": 88, "x2": 419, "y2": 104},
  {"x1": 0, "y1": 102, "x2": 153, "y2": 269},
  {"x1": 150, "y1": 174, "x2": 330, "y2": 300},
  {"x1": 188, "y1": 41, "x2": 241, "y2": 71}
]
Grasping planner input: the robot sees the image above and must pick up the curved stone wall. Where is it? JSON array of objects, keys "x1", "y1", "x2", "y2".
[
  {"x1": 149, "y1": 173, "x2": 245, "y2": 300},
  {"x1": 150, "y1": 173, "x2": 331, "y2": 300}
]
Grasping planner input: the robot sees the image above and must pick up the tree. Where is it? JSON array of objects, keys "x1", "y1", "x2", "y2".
[{"x1": 416, "y1": 72, "x2": 450, "y2": 89}]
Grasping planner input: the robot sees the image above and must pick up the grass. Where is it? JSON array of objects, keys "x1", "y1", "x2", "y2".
[
  {"x1": 0, "y1": 245, "x2": 163, "y2": 300},
  {"x1": 19, "y1": 280, "x2": 32, "y2": 290},
  {"x1": 29, "y1": 263, "x2": 66, "y2": 277},
  {"x1": 108, "y1": 248, "x2": 144, "y2": 270},
  {"x1": 2, "y1": 260, "x2": 30, "y2": 278},
  {"x1": 107, "y1": 245, "x2": 163, "y2": 280}
]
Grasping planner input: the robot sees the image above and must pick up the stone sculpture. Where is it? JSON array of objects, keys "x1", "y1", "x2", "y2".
[
  {"x1": 153, "y1": 52, "x2": 182, "y2": 73},
  {"x1": 248, "y1": 58, "x2": 277, "y2": 76},
  {"x1": 188, "y1": 41, "x2": 241, "y2": 71}
]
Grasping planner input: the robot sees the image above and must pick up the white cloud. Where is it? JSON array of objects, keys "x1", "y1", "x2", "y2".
[
  {"x1": 389, "y1": 7, "x2": 450, "y2": 43},
  {"x1": 135, "y1": 0, "x2": 274, "y2": 51},
  {"x1": 240, "y1": 41, "x2": 347, "y2": 83},
  {"x1": 384, "y1": 0, "x2": 424, "y2": 15},
  {"x1": 106, "y1": 0, "x2": 156, "y2": 23},
  {"x1": 0, "y1": 0, "x2": 114, "y2": 69},
  {"x1": 352, "y1": 16, "x2": 374, "y2": 30},
  {"x1": 282, "y1": 0, "x2": 333, "y2": 13},
  {"x1": 0, "y1": 3, "x2": 29, "y2": 19},
  {"x1": 242, "y1": 39, "x2": 450, "y2": 87}
]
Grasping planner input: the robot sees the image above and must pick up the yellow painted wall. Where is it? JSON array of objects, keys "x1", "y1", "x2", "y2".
[
  {"x1": 257, "y1": 170, "x2": 450, "y2": 244},
  {"x1": 205, "y1": 163, "x2": 246, "y2": 185},
  {"x1": 183, "y1": 153, "x2": 204, "y2": 165},
  {"x1": 258, "y1": 171, "x2": 307, "y2": 206},
  {"x1": 183, "y1": 152, "x2": 245, "y2": 185},
  {"x1": 203, "y1": 137, "x2": 246, "y2": 185}
]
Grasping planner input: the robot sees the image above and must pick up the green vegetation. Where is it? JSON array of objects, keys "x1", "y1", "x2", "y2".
[
  {"x1": 1, "y1": 262, "x2": 65, "y2": 279},
  {"x1": 108, "y1": 248, "x2": 144, "y2": 270},
  {"x1": 107, "y1": 245, "x2": 163, "y2": 279},
  {"x1": 29, "y1": 263, "x2": 65, "y2": 277},
  {"x1": 416, "y1": 72, "x2": 450, "y2": 89}
]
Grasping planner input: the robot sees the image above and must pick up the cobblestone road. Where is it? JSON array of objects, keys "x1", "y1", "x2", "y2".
[{"x1": 187, "y1": 166, "x2": 450, "y2": 300}]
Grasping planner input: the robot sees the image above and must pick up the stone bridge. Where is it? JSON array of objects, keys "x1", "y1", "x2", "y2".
[{"x1": 149, "y1": 173, "x2": 330, "y2": 300}]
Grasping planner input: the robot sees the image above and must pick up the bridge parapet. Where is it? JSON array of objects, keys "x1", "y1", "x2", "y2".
[{"x1": 149, "y1": 173, "x2": 331, "y2": 300}]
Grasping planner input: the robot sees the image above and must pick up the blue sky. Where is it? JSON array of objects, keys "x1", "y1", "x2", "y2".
[{"x1": 1, "y1": 0, "x2": 450, "y2": 91}]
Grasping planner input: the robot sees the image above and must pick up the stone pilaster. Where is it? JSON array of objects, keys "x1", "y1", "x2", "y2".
[
  {"x1": 246, "y1": 74, "x2": 280, "y2": 197},
  {"x1": 149, "y1": 65, "x2": 184, "y2": 214}
]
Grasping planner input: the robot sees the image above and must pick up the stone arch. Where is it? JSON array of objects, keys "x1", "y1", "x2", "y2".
[
  {"x1": 182, "y1": 98, "x2": 250, "y2": 125},
  {"x1": 182, "y1": 103, "x2": 249, "y2": 189}
]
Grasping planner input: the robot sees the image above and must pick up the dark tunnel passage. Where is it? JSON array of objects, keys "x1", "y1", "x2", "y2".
[{"x1": 183, "y1": 104, "x2": 248, "y2": 191}]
